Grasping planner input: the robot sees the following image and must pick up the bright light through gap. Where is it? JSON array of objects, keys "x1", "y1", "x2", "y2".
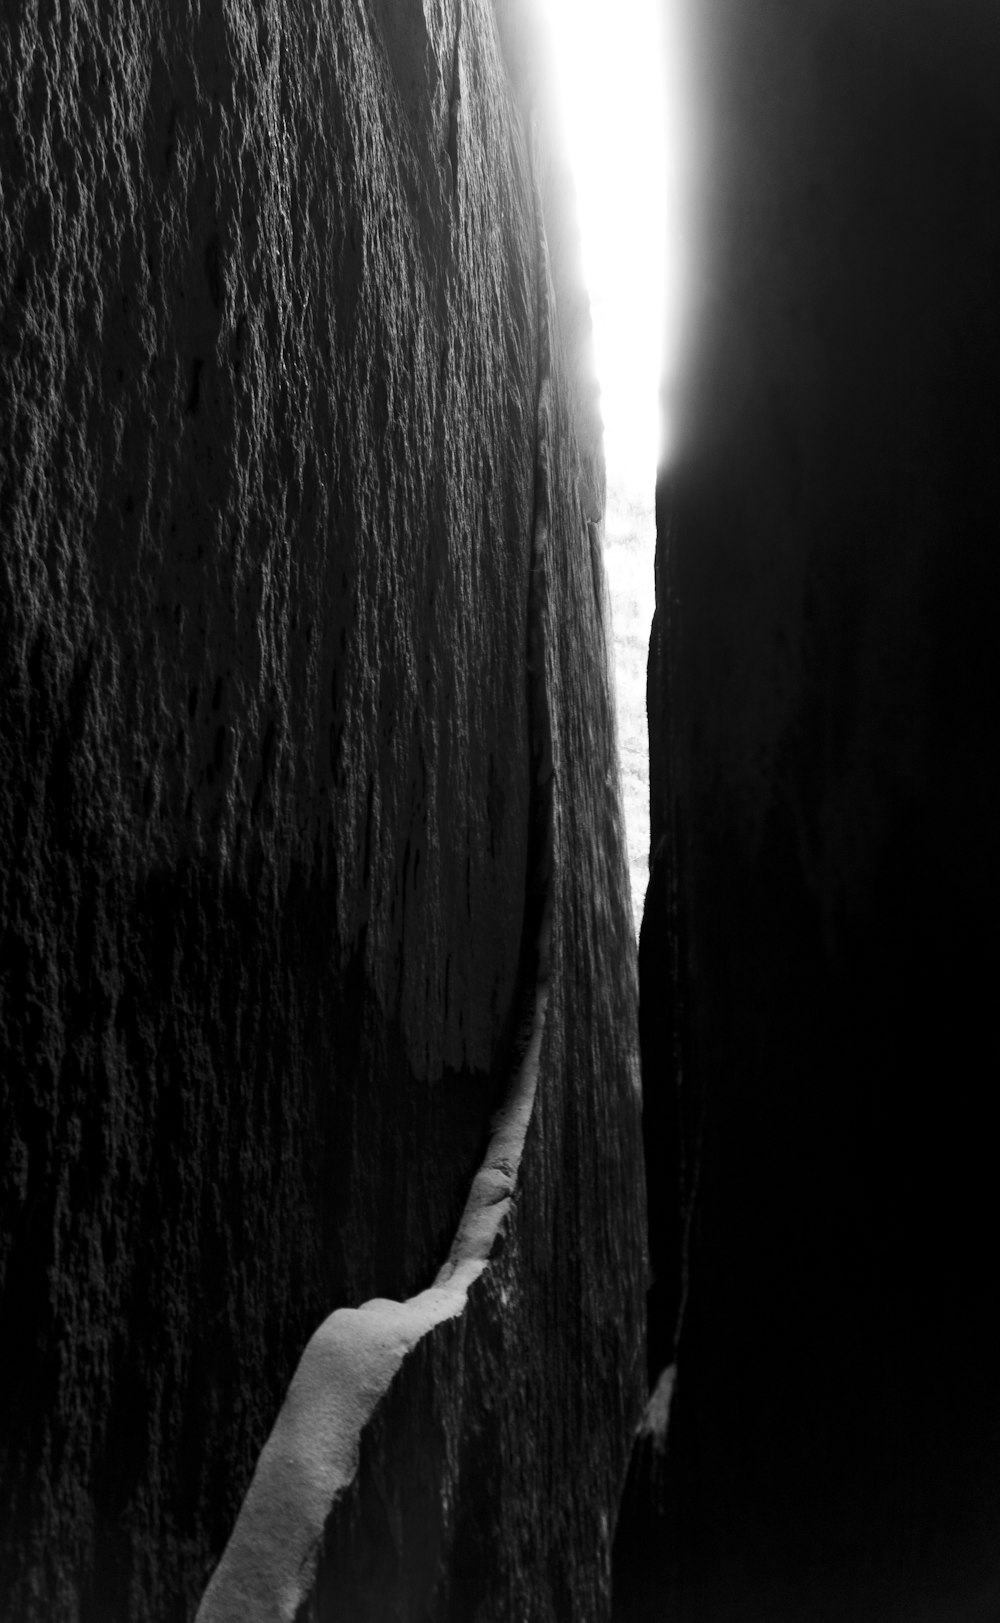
[{"x1": 538, "y1": 0, "x2": 685, "y2": 936}]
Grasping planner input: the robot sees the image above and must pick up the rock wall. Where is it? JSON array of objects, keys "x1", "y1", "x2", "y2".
[
  {"x1": 622, "y1": 2, "x2": 1000, "y2": 1618},
  {"x1": 0, "y1": 1, "x2": 644, "y2": 1617}
]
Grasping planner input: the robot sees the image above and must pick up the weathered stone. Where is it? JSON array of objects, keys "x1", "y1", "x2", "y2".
[
  {"x1": 0, "y1": 0, "x2": 644, "y2": 1616},
  {"x1": 623, "y1": 1, "x2": 1000, "y2": 1617}
]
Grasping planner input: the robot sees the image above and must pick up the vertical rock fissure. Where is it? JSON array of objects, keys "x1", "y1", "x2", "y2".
[{"x1": 648, "y1": 485, "x2": 702, "y2": 1385}]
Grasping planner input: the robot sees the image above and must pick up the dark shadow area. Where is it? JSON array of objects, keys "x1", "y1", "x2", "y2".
[{"x1": 616, "y1": 1, "x2": 1000, "y2": 1617}]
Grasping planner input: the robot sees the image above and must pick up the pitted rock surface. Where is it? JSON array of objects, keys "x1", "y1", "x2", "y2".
[{"x1": 1, "y1": 1, "x2": 644, "y2": 1617}]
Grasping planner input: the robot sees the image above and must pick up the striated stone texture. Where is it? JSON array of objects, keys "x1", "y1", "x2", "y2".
[
  {"x1": 0, "y1": 0, "x2": 644, "y2": 1617},
  {"x1": 620, "y1": 3, "x2": 1000, "y2": 1619},
  {"x1": 198, "y1": 126, "x2": 644, "y2": 1621}
]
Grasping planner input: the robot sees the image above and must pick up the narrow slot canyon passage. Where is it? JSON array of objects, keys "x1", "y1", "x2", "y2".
[
  {"x1": 2, "y1": 0, "x2": 1000, "y2": 1617},
  {"x1": 538, "y1": 0, "x2": 685, "y2": 935}
]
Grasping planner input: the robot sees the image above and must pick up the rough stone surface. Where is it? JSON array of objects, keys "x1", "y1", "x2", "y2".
[
  {"x1": 0, "y1": 0, "x2": 644, "y2": 1616},
  {"x1": 620, "y1": 2, "x2": 1000, "y2": 1618},
  {"x1": 198, "y1": 148, "x2": 644, "y2": 1619}
]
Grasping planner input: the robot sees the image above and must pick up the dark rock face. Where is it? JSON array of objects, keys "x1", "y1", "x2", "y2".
[
  {"x1": 623, "y1": 2, "x2": 1000, "y2": 1618},
  {"x1": 0, "y1": 1, "x2": 644, "y2": 1617}
]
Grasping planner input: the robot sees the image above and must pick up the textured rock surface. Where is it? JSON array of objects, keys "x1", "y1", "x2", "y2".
[
  {"x1": 199, "y1": 142, "x2": 644, "y2": 1619},
  {"x1": 0, "y1": 0, "x2": 644, "y2": 1616},
  {"x1": 620, "y1": 2, "x2": 1000, "y2": 1618}
]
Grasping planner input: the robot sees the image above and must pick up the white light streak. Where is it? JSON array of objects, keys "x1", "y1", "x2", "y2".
[
  {"x1": 538, "y1": 0, "x2": 687, "y2": 489},
  {"x1": 536, "y1": 0, "x2": 688, "y2": 933}
]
